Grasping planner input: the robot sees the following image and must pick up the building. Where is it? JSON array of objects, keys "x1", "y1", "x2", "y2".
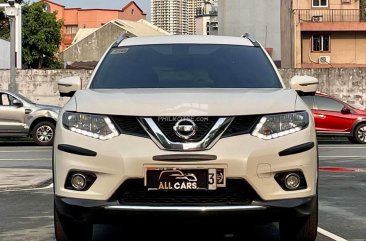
[
  {"x1": 0, "y1": 39, "x2": 10, "y2": 69},
  {"x1": 286, "y1": 0, "x2": 366, "y2": 68},
  {"x1": 218, "y1": 0, "x2": 281, "y2": 66},
  {"x1": 62, "y1": 19, "x2": 170, "y2": 66},
  {"x1": 42, "y1": 0, "x2": 146, "y2": 51},
  {"x1": 195, "y1": 0, "x2": 218, "y2": 35},
  {"x1": 151, "y1": 0, "x2": 203, "y2": 35}
]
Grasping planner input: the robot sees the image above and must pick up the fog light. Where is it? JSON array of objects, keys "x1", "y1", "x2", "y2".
[
  {"x1": 71, "y1": 174, "x2": 87, "y2": 190},
  {"x1": 285, "y1": 173, "x2": 301, "y2": 190}
]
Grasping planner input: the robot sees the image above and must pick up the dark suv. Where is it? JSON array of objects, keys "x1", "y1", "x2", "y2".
[{"x1": 302, "y1": 92, "x2": 366, "y2": 144}]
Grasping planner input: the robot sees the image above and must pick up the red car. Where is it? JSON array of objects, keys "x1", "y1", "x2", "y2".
[{"x1": 301, "y1": 92, "x2": 366, "y2": 144}]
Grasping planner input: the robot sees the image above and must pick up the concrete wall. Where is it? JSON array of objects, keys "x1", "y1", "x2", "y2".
[
  {"x1": 218, "y1": 0, "x2": 281, "y2": 62},
  {"x1": 0, "y1": 69, "x2": 93, "y2": 106},
  {"x1": 62, "y1": 23, "x2": 124, "y2": 63},
  {"x1": 1, "y1": 68, "x2": 366, "y2": 109}
]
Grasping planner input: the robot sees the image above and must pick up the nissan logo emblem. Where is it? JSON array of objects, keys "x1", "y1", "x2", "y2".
[{"x1": 173, "y1": 119, "x2": 198, "y2": 140}]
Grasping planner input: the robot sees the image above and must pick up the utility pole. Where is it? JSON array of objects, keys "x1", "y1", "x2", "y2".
[
  {"x1": 9, "y1": 15, "x2": 16, "y2": 92},
  {"x1": 1, "y1": 1, "x2": 22, "y2": 93}
]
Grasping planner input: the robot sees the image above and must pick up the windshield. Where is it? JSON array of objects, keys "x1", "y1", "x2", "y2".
[{"x1": 90, "y1": 44, "x2": 282, "y2": 89}]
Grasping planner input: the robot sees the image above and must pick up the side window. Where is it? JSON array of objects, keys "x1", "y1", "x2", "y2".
[
  {"x1": 0, "y1": 94, "x2": 10, "y2": 106},
  {"x1": 301, "y1": 96, "x2": 315, "y2": 109},
  {"x1": 315, "y1": 96, "x2": 344, "y2": 112}
]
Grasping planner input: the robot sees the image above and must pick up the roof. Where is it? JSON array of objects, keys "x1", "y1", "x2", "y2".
[
  {"x1": 72, "y1": 28, "x2": 98, "y2": 45},
  {"x1": 120, "y1": 35, "x2": 254, "y2": 47},
  {"x1": 62, "y1": 19, "x2": 170, "y2": 53},
  {"x1": 42, "y1": 0, "x2": 65, "y2": 8},
  {"x1": 121, "y1": 1, "x2": 145, "y2": 15},
  {"x1": 111, "y1": 19, "x2": 170, "y2": 36}
]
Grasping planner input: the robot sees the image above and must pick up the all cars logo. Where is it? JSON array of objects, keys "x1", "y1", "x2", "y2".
[{"x1": 158, "y1": 170, "x2": 198, "y2": 190}]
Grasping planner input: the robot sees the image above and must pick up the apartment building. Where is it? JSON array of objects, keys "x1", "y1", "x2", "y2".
[
  {"x1": 195, "y1": 0, "x2": 218, "y2": 35},
  {"x1": 42, "y1": 0, "x2": 146, "y2": 51},
  {"x1": 284, "y1": 0, "x2": 366, "y2": 68},
  {"x1": 219, "y1": 0, "x2": 281, "y2": 65},
  {"x1": 151, "y1": 0, "x2": 203, "y2": 35}
]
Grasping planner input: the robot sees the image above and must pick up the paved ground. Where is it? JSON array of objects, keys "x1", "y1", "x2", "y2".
[{"x1": 0, "y1": 140, "x2": 365, "y2": 240}]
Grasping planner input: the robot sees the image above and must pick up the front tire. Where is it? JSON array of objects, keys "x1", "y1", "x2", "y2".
[
  {"x1": 32, "y1": 121, "x2": 55, "y2": 146},
  {"x1": 54, "y1": 206, "x2": 93, "y2": 241},
  {"x1": 279, "y1": 198, "x2": 318, "y2": 241}
]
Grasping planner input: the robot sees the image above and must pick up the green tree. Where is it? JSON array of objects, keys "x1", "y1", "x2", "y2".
[
  {"x1": 362, "y1": 0, "x2": 366, "y2": 21},
  {"x1": 22, "y1": 2, "x2": 63, "y2": 69},
  {"x1": 0, "y1": 0, "x2": 10, "y2": 40}
]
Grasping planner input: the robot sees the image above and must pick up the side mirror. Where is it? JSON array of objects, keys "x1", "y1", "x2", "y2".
[
  {"x1": 341, "y1": 107, "x2": 351, "y2": 114},
  {"x1": 290, "y1": 75, "x2": 319, "y2": 96},
  {"x1": 58, "y1": 76, "x2": 82, "y2": 97},
  {"x1": 12, "y1": 99, "x2": 23, "y2": 107}
]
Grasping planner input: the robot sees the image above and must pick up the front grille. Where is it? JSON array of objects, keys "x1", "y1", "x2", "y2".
[
  {"x1": 153, "y1": 117, "x2": 219, "y2": 142},
  {"x1": 110, "y1": 116, "x2": 148, "y2": 138},
  {"x1": 109, "y1": 115, "x2": 261, "y2": 140},
  {"x1": 223, "y1": 115, "x2": 261, "y2": 138},
  {"x1": 116, "y1": 179, "x2": 257, "y2": 206}
]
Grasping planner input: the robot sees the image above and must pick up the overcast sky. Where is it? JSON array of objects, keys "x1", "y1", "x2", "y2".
[{"x1": 39, "y1": 0, "x2": 151, "y2": 17}]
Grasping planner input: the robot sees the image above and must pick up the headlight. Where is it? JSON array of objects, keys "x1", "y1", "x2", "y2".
[
  {"x1": 252, "y1": 112, "x2": 309, "y2": 140},
  {"x1": 63, "y1": 112, "x2": 119, "y2": 140}
]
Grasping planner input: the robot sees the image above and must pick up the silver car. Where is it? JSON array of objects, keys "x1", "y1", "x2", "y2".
[{"x1": 0, "y1": 90, "x2": 60, "y2": 146}]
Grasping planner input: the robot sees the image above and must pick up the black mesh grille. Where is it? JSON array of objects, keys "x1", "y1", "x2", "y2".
[
  {"x1": 110, "y1": 116, "x2": 148, "y2": 138},
  {"x1": 223, "y1": 115, "x2": 261, "y2": 138},
  {"x1": 152, "y1": 117, "x2": 219, "y2": 142},
  {"x1": 116, "y1": 179, "x2": 257, "y2": 206}
]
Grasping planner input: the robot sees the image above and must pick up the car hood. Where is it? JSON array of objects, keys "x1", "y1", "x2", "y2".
[
  {"x1": 74, "y1": 88, "x2": 299, "y2": 116},
  {"x1": 34, "y1": 104, "x2": 61, "y2": 112}
]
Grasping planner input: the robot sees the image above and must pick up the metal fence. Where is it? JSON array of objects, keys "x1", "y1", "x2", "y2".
[{"x1": 296, "y1": 9, "x2": 365, "y2": 22}]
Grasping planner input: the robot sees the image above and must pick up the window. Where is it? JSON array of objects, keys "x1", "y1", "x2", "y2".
[
  {"x1": 315, "y1": 96, "x2": 344, "y2": 112},
  {"x1": 312, "y1": 0, "x2": 328, "y2": 7},
  {"x1": 65, "y1": 25, "x2": 78, "y2": 34},
  {"x1": 301, "y1": 96, "x2": 315, "y2": 109},
  {"x1": 131, "y1": 9, "x2": 135, "y2": 15},
  {"x1": 312, "y1": 35, "x2": 330, "y2": 52},
  {"x1": 91, "y1": 44, "x2": 282, "y2": 89},
  {"x1": 0, "y1": 94, "x2": 11, "y2": 106}
]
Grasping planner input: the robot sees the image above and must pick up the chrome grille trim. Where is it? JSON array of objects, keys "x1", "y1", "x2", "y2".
[{"x1": 138, "y1": 117, "x2": 234, "y2": 151}]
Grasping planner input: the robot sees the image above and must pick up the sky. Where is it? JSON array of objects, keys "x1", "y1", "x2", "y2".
[{"x1": 34, "y1": 0, "x2": 151, "y2": 18}]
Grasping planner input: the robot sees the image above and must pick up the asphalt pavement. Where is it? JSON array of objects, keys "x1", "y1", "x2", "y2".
[{"x1": 0, "y1": 140, "x2": 365, "y2": 241}]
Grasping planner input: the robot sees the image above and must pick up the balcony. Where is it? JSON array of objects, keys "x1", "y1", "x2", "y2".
[{"x1": 296, "y1": 9, "x2": 366, "y2": 31}]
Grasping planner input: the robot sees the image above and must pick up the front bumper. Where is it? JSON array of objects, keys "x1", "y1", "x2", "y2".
[{"x1": 55, "y1": 194, "x2": 318, "y2": 224}]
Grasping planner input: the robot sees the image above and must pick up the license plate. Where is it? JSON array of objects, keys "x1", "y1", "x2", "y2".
[{"x1": 145, "y1": 168, "x2": 222, "y2": 191}]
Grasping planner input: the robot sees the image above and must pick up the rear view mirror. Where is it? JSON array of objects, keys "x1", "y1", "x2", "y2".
[
  {"x1": 290, "y1": 75, "x2": 319, "y2": 96},
  {"x1": 58, "y1": 76, "x2": 82, "y2": 97},
  {"x1": 12, "y1": 99, "x2": 23, "y2": 107},
  {"x1": 341, "y1": 107, "x2": 351, "y2": 114}
]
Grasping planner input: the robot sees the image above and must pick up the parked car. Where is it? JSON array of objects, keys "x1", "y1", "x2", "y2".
[
  {"x1": 54, "y1": 35, "x2": 319, "y2": 241},
  {"x1": 301, "y1": 92, "x2": 366, "y2": 144},
  {"x1": 0, "y1": 90, "x2": 60, "y2": 146}
]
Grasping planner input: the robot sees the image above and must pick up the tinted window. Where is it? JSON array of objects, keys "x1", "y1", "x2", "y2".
[
  {"x1": 301, "y1": 96, "x2": 315, "y2": 109},
  {"x1": 315, "y1": 96, "x2": 344, "y2": 112},
  {"x1": 90, "y1": 44, "x2": 282, "y2": 89}
]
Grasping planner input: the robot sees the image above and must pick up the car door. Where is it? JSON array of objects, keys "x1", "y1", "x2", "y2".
[
  {"x1": 0, "y1": 93, "x2": 26, "y2": 133},
  {"x1": 313, "y1": 95, "x2": 354, "y2": 133}
]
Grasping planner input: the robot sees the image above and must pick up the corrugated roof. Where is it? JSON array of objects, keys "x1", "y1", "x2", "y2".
[{"x1": 110, "y1": 19, "x2": 171, "y2": 36}]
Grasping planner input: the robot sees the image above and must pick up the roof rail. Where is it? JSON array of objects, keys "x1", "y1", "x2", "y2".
[
  {"x1": 242, "y1": 33, "x2": 260, "y2": 47},
  {"x1": 112, "y1": 33, "x2": 129, "y2": 48}
]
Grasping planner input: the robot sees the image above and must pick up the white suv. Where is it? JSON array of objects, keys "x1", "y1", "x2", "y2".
[{"x1": 54, "y1": 35, "x2": 319, "y2": 241}]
